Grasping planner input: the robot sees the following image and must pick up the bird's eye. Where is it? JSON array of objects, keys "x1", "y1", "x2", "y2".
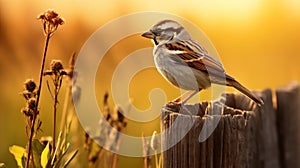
[
  {"x1": 151, "y1": 29, "x2": 162, "y2": 36},
  {"x1": 150, "y1": 30, "x2": 157, "y2": 36}
]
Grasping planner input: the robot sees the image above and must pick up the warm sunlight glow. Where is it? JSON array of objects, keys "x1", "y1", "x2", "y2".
[
  {"x1": 191, "y1": 0, "x2": 261, "y2": 18},
  {"x1": 1, "y1": 0, "x2": 300, "y2": 167},
  {"x1": 284, "y1": 0, "x2": 300, "y2": 16}
]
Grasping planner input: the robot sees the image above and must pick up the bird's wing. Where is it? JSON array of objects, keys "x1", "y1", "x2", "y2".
[{"x1": 164, "y1": 40, "x2": 230, "y2": 81}]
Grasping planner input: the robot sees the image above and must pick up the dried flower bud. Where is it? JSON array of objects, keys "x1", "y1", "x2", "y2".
[
  {"x1": 37, "y1": 9, "x2": 64, "y2": 25},
  {"x1": 45, "y1": 10, "x2": 58, "y2": 19},
  {"x1": 21, "y1": 107, "x2": 32, "y2": 117},
  {"x1": 50, "y1": 59, "x2": 64, "y2": 73},
  {"x1": 27, "y1": 98, "x2": 36, "y2": 110},
  {"x1": 24, "y1": 79, "x2": 36, "y2": 92},
  {"x1": 60, "y1": 70, "x2": 67, "y2": 76},
  {"x1": 37, "y1": 9, "x2": 64, "y2": 35}
]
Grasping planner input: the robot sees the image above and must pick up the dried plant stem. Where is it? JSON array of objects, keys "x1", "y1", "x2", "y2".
[
  {"x1": 26, "y1": 115, "x2": 36, "y2": 168},
  {"x1": 53, "y1": 85, "x2": 58, "y2": 152},
  {"x1": 112, "y1": 153, "x2": 118, "y2": 168},
  {"x1": 143, "y1": 156, "x2": 151, "y2": 168},
  {"x1": 52, "y1": 70, "x2": 64, "y2": 153},
  {"x1": 25, "y1": 33, "x2": 51, "y2": 168}
]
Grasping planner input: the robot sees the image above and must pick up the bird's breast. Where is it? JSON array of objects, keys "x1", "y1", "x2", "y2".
[{"x1": 153, "y1": 47, "x2": 209, "y2": 90}]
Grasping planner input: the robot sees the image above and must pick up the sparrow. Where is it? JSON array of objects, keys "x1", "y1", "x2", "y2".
[{"x1": 141, "y1": 20, "x2": 263, "y2": 106}]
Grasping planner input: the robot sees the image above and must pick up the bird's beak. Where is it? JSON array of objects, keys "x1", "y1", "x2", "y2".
[{"x1": 141, "y1": 31, "x2": 155, "y2": 39}]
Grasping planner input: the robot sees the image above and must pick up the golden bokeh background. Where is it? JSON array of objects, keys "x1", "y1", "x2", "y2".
[{"x1": 1, "y1": 0, "x2": 300, "y2": 167}]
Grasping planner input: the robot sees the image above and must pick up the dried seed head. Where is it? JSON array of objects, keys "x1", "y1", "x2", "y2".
[
  {"x1": 50, "y1": 59, "x2": 64, "y2": 73},
  {"x1": 27, "y1": 97, "x2": 36, "y2": 110},
  {"x1": 21, "y1": 107, "x2": 32, "y2": 117},
  {"x1": 44, "y1": 10, "x2": 58, "y2": 19},
  {"x1": 37, "y1": 9, "x2": 64, "y2": 25},
  {"x1": 37, "y1": 9, "x2": 64, "y2": 35},
  {"x1": 24, "y1": 79, "x2": 36, "y2": 92},
  {"x1": 60, "y1": 70, "x2": 67, "y2": 76}
]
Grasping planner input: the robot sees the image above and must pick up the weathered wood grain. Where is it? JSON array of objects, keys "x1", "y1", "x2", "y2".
[
  {"x1": 161, "y1": 82, "x2": 299, "y2": 168},
  {"x1": 276, "y1": 82, "x2": 300, "y2": 168}
]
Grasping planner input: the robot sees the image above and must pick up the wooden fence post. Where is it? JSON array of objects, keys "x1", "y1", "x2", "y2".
[
  {"x1": 161, "y1": 82, "x2": 300, "y2": 167},
  {"x1": 276, "y1": 82, "x2": 300, "y2": 168}
]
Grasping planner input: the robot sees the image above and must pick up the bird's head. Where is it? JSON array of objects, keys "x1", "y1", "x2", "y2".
[{"x1": 141, "y1": 20, "x2": 191, "y2": 45}]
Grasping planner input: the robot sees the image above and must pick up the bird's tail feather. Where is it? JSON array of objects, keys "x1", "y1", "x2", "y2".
[{"x1": 227, "y1": 79, "x2": 264, "y2": 106}]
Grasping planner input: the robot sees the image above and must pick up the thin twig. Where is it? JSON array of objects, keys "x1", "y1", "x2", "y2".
[
  {"x1": 53, "y1": 75, "x2": 63, "y2": 152},
  {"x1": 53, "y1": 84, "x2": 58, "y2": 152},
  {"x1": 36, "y1": 32, "x2": 51, "y2": 113},
  {"x1": 46, "y1": 80, "x2": 54, "y2": 100},
  {"x1": 25, "y1": 32, "x2": 51, "y2": 168}
]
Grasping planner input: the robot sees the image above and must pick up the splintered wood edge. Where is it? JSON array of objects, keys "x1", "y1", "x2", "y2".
[{"x1": 161, "y1": 90, "x2": 269, "y2": 119}]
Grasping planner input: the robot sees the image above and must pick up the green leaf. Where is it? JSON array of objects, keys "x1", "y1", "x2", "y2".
[
  {"x1": 9, "y1": 145, "x2": 26, "y2": 168},
  {"x1": 41, "y1": 143, "x2": 50, "y2": 168},
  {"x1": 32, "y1": 139, "x2": 46, "y2": 168}
]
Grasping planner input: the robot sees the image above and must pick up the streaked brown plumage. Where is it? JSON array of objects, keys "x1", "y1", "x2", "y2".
[{"x1": 142, "y1": 20, "x2": 263, "y2": 106}]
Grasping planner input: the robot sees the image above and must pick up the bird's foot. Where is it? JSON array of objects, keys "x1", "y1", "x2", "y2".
[
  {"x1": 172, "y1": 96, "x2": 182, "y2": 103},
  {"x1": 167, "y1": 100, "x2": 182, "y2": 106}
]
